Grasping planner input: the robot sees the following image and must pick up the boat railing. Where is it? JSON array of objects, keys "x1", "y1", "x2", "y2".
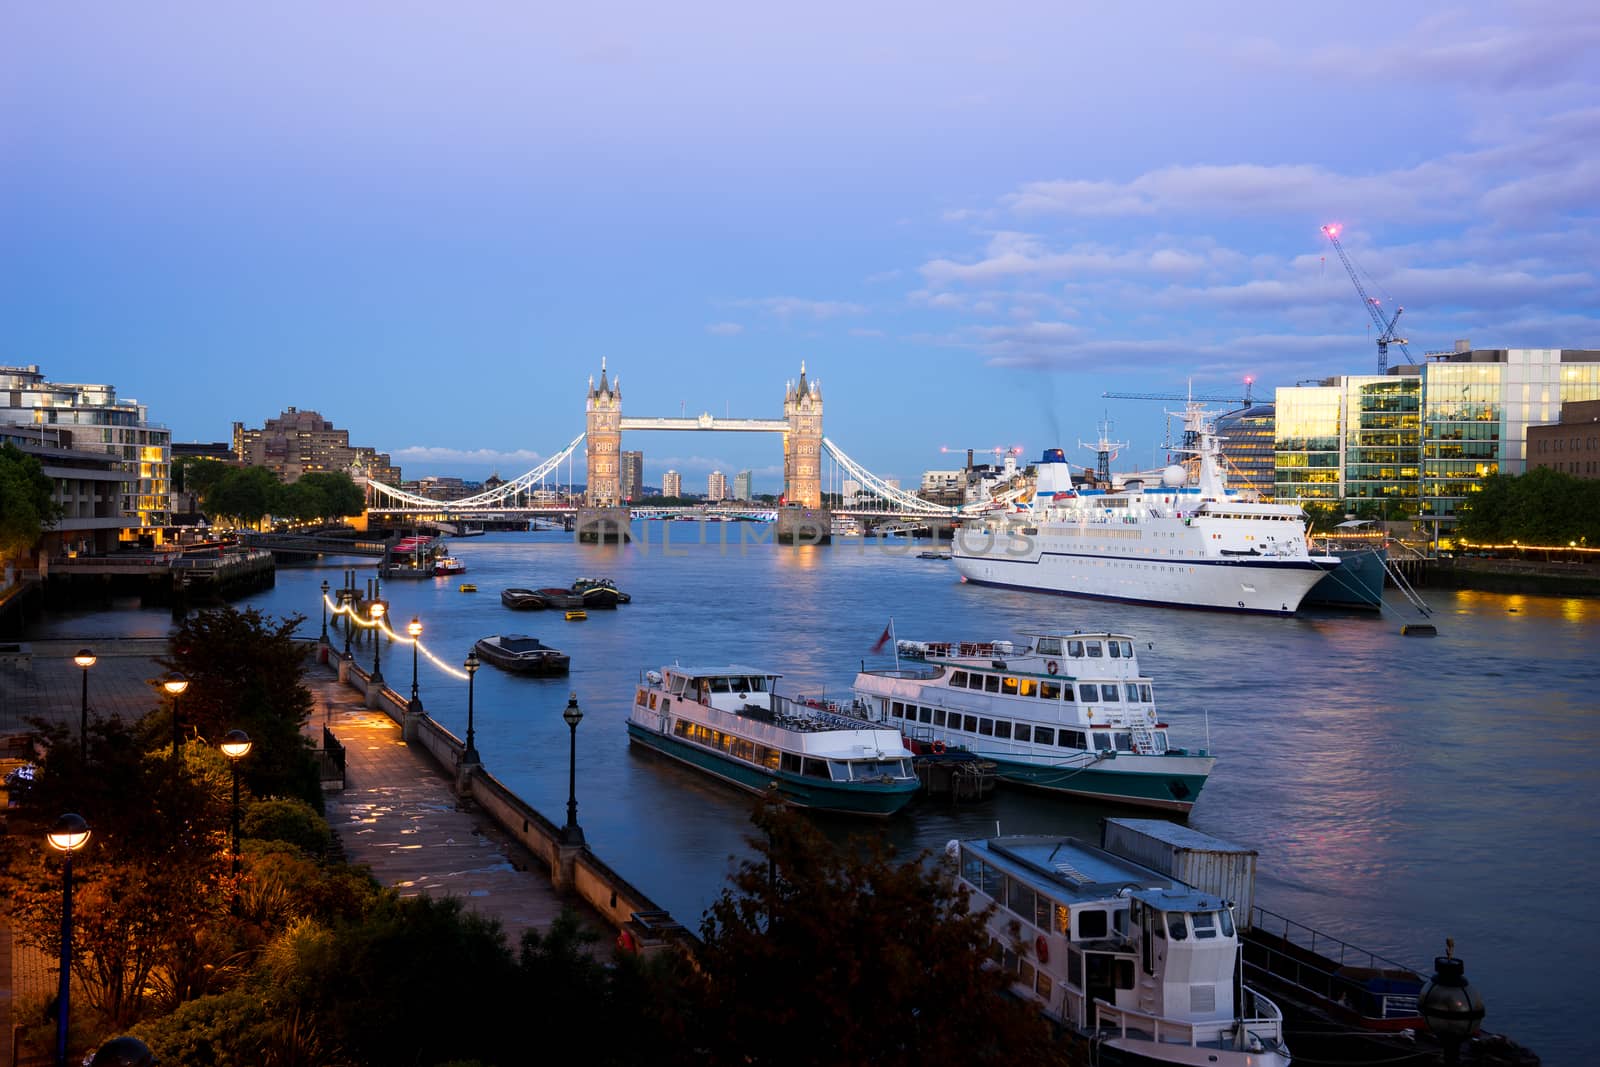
[
  {"x1": 1244, "y1": 905, "x2": 1423, "y2": 1021},
  {"x1": 1091, "y1": 1000, "x2": 1283, "y2": 1049},
  {"x1": 768, "y1": 694, "x2": 883, "y2": 733},
  {"x1": 860, "y1": 666, "x2": 943, "y2": 681}
]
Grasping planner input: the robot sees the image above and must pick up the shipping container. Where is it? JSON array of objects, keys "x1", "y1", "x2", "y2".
[{"x1": 1100, "y1": 818, "x2": 1258, "y2": 930}]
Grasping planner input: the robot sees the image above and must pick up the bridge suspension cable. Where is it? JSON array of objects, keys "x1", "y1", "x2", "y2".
[
  {"x1": 821, "y1": 438, "x2": 955, "y2": 515},
  {"x1": 366, "y1": 433, "x2": 587, "y2": 510}
]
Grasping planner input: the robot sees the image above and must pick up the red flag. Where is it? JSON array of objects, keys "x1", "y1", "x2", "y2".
[{"x1": 871, "y1": 622, "x2": 892, "y2": 654}]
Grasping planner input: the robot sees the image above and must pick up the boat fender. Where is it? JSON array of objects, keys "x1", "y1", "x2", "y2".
[
  {"x1": 1035, "y1": 935, "x2": 1049, "y2": 963},
  {"x1": 616, "y1": 929, "x2": 638, "y2": 953},
  {"x1": 1147, "y1": 709, "x2": 1156, "y2": 722},
  {"x1": 1045, "y1": 660, "x2": 1059, "y2": 675},
  {"x1": 931, "y1": 740, "x2": 946, "y2": 755}
]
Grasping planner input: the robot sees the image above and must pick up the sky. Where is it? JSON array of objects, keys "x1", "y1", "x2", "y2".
[{"x1": 3, "y1": 2, "x2": 1598, "y2": 491}]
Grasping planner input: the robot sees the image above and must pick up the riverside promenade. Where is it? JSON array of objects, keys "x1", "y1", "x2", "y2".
[{"x1": 0, "y1": 638, "x2": 625, "y2": 1066}]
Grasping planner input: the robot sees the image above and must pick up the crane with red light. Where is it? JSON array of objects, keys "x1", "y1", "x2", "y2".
[{"x1": 1321, "y1": 223, "x2": 1413, "y2": 371}]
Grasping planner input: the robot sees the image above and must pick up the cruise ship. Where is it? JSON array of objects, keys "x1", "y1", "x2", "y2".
[{"x1": 952, "y1": 406, "x2": 1339, "y2": 614}]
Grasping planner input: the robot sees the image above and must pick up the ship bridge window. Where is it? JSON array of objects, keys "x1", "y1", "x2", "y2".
[
  {"x1": 1067, "y1": 640, "x2": 1084, "y2": 657},
  {"x1": 1220, "y1": 909, "x2": 1236, "y2": 937},
  {"x1": 951, "y1": 670, "x2": 968, "y2": 687},
  {"x1": 1113, "y1": 732, "x2": 1132, "y2": 751},
  {"x1": 1101, "y1": 685, "x2": 1120, "y2": 703},
  {"x1": 1167, "y1": 913, "x2": 1188, "y2": 940},
  {"x1": 1036, "y1": 637, "x2": 1062, "y2": 656},
  {"x1": 670, "y1": 677, "x2": 687, "y2": 695},
  {"x1": 1086, "y1": 642, "x2": 1103, "y2": 657},
  {"x1": 1117, "y1": 640, "x2": 1133, "y2": 657},
  {"x1": 1061, "y1": 683, "x2": 1075, "y2": 700},
  {"x1": 710, "y1": 678, "x2": 732, "y2": 693},
  {"x1": 1001, "y1": 677, "x2": 1019, "y2": 695},
  {"x1": 1093, "y1": 733, "x2": 1112, "y2": 751},
  {"x1": 1039, "y1": 680, "x2": 1061, "y2": 700},
  {"x1": 1193, "y1": 912, "x2": 1217, "y2": 939},
  {"x1": 1139, "y1": 684, "x2": 1153, "y2": 702},
  {"x1": 746, "y1": 677, "x2": 769, "y2": 692},
  {"x1": 1077, "y1": 909, "x2": 1108, "y2": 939},
  {"x1": 1078, "y1": 683, "x2": 1098, "y2": 701},
  {"x1": 1108, "y1": 642, "x2": 1122, "y2": 658},
  {"x1": 1125, "y1": 684, "x2": 1140, "y2": 702},
  {"x1": 802, "y1": 758, "x2": 832, "y2": 779},
  {"x1": 985, "y1": 676, "x2": 1000, "y2": 694}
]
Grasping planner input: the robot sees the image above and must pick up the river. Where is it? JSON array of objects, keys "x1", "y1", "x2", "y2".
[{"x1": 26, "y1": 525, "x2": 1598, "y2": 1064}]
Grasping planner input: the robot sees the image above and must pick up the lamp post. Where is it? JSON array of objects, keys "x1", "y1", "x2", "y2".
[
  {"x1": 562, "y1": 692, "x2": 585, "y2": 845},
  {"x1": 319, "y1": 579, "x2": 330, "y2": 642},
  {"x1": 1417, "y1": 939, "x2": 1485, "y2": 1066},
  {"x1": 73, "y1": 649, "x2": 95, "y2": 761},
  {"x1": 463, "y1": 651, "x2": 480, "y2": 763},
  {"x1": 407, "y1": 617, "x2": 423, "y2": 704},
  {"x1": 340, "y1": 591, "x2": 354, "y2": 660},
  {"x1": 368, "y1": 601, "x2": 386, "y2": 684},
  {"x1": 220, "y1": 730, "x2": 252, "y2": 887},
  {"x1": 163, "y1": 672, "x2": 189, "y2": 759},
  {"x1": 48, "y1": 813, "x2": 90, "y2": 1067}
]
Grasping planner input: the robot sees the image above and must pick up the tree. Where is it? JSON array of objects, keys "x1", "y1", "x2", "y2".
[
  {"x1": 203, "y1": 467, "x2": 280, "y2": 529},
  {"x1": 0, "y1": 441, "x2": 61, "y2": 564},
  {"x1": 159, "y1": 606, "x2": 323, "y2": 810},
  {"x1": 297, "y1": 471, "x2": 365, "y2": 521},
  {"x1": 662, "y1": 798, "x2": 1058, "y2": 1067},
  {"x1": 174, "y1": 456, "x2": 233, "y2": 497}
]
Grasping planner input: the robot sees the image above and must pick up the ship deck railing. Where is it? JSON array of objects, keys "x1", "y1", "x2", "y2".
[
  {"x1": 1244, "y1": 905, "x2": 1423, "y2": 1021},
  {"x1": 1091, "y1": 998, "x2": 1283, "y2": 1049}
]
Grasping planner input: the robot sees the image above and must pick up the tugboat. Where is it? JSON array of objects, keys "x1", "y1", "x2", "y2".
[
  {"x1": 472, "y1": 634, "x2": 570, "y2": 675},
  {"x1": 573, "y1": 577, "x2": 631, "y2": 607}
]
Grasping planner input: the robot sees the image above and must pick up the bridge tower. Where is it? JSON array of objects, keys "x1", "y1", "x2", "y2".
[
  {"x1": 783, "y1": 362, "x2": 823, "y2": 508},
  {"x1": 585, "y1": 359, "x2": 622, "y2": 505}
]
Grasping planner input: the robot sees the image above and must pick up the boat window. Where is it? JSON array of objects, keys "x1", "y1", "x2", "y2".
[
  {"x1": 749, "y1": 677, "x2": 768, "y2": 692},
  {"x1": 1092, "y1": 733, "x2": 1112, "y2": 751},
  {"x1": 1001, "y1": 677, "x2": 1019, "y2": 696},
  {"x1": 1014, "y1": 724, "x2": 1031, "y2": 743},
  {"x1": 710, "y1": 678, "x2": 732, "y2": 693},
  {"x1": 1153, "y1": 733, "x2": 1168, "y2": 753},
  {"x1": 1055, "y1": 903, "x2": 1071, "y2": 936},
  {"x1": 1036, "y1": 637, "x2": 1061, "y2": 656},
  {"x1": 1118, "y1": 641, "x2": 1134, "y2": 658},
  {"x1": 963, "y1": 714, "x2": 978, "y2": 732},
  {"x1": 1114, "y1": 959, "x2": 1135, "y2": 990},
  {"x1": 1193, "y1": 912, "x2": 1217, "y2": 939},
  {"x1": 1101, "y1": 685, "x2": 1120, "y2": 703},
  {"x1": 932, "y1": 709, "x2": 946, "y2": 726},
  {"x1": 964, "y1": 855, "x2": 1002, "y2": 896},
  {"x1": 984, "y1": 676, "x2": 1000, "y2": 693},
  {"x1": 1039, "y1": 680, "x2": 1061, "y2": 700},
  {"x1": 1167, "y1": 913, "x2": 1188, "y2": 940},
  {"x1": 1078, "y1": 909, "x2": 1108, "y2": 939},
  {"x1": 1220, "y1": 909, "x2": 1236, "y2": 937},
  {"x1": 1018, "y1": 678, "x2": 1037, "y2": 697},
  {"x1": 976, "y1": 718, "x2": 994, "y2": 737},
  {"x1": 1114, "y1": 910, "x2": 1128, "y2": 937},
  {"x1": 1036, "y1": 970, "x2": 1052, "y2": 1000},
  {"x1": 951, "y1": 670, "x2": 967, "y2": 687},
  {"x1": 1139, "y1": 684, "x2": 1153, "y2": 702},
  {"x1": 781, "y1": 753, "x2": 802, "y2": 773},
  {"x1": 1078, "y1": 683, "x2": 1097, "y2": 701},
  {"x1": 1113, "y1": 733, "x2": 1132, "y2": 751},
  {"x1": 636, "y1": 689, "x2": 647, "y2": 706},
  {"x1": 1060, "y1": 683, "x2": 1074, "y2": 701},
  {"x1": 670, "y1": 676, "x2": 687, "y2": 695},
  {"x1": 994, "y1": 721, "x2": 1011, "y2": 739},
  {"x1": 1108, "y1": 641, "x2": 1121, "y2": 659},
  {"x1": 1086, "y1": 642, "x2": 1103, "y2": 658},
  {"x1": 1059, "y1": 729, "x2": 1086, "y2": 749},
  {"x1": 1067, "y1": 640, "x2": 1084, "y2": 657},
  {"x1": 1007, "y1": 878, "x2": 1038, "y2": 923},
  {"x1": 913, "y1": 707, "x2": 926, "y2": 723},
  {"x1": 892, "y1": 701, "x2": 904, "y2": 719},
  {"x1": 649, "y1": 693, "x2": 658, "y2": 710},
  {"x1": 1035, "y1": 895, "x2": 1053, "y2": 930},
  {"x1": 759, "y1": 746, "x2": 779, "y2": 769},
  {"x1": 1035, "y1": 727, "x2": 1054, "y2": 745},
  {"x1": 802, "y1": 758, "x2": 832, "y2": 779},
  {"x1": 1125, "y1": 684, "x2": 1140, "y2": 702},
  {"x1": 1068, "y1": 948, "x2": 1083, "y2": 987}
]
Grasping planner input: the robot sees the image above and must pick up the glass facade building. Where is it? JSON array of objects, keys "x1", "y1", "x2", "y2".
[{"x1": 1215, "y1": 405, "x2": 1278, "y2": 499}]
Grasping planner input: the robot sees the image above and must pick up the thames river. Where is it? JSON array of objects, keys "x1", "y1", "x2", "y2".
[{"x1": 30, "y1": 526, "x2": 1598, "y2": 1064}]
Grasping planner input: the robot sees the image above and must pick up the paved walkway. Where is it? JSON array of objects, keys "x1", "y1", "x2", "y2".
[{"x1": 0, "y1": 640, "x2": 600, "y2": 1067}]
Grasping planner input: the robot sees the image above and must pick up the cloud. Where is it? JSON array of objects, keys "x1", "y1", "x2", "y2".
[
  {"x1": 706, "y1": 321, "x2": 744, "y2": 335},
  {"x1": 736, "y1": 296, "x2": 867, "y2": 319},
  {"x1": 391, "y1": 446, "x2": 548, "y2": 467}
]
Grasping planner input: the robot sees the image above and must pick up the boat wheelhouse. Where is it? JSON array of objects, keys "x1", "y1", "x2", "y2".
[
  {"x1": 852, "y1": 631, "x2": 1213, "y2": 813},
  {"x1": 952, "y1": 834, "x2": 1289, "y2": 1067},
  {"x1": 627, "y1": 664, "x2": 919, "y2": 817}
]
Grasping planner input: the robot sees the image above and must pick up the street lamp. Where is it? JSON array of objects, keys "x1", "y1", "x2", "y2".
[
  {"x1": 340, "y1": 591, "x2": 355, "y2": 659},
  {"x1": 47, "y1": 813, "x2": 90, "y2": 1067},
  {"x1": 319, "y1": 579, "x2": 330, "y2": 642},
  {"x1": 220, "y1": 730, "x2": 252, "y2": 885},
  {"x1": 407, "y1": 617, "x2": 423, "y2": 704},
  {"x1": 73, "y1": 649, "x2": 95, "y2": 762},
  {"x1": 463, "y1": 651, "x2": 480, "y2": 763},
  {"x1": 163, "y1": 672, "x2": 189, "y2": 759},
  {"x1": 1417, "y1": 940, "x2": 1485, "y2": 1066},
  {"x1": 562, "y1": 692, "x2": 585, "y2": 845},
  {"x1": 368, "y1": 601, "x2": 386, "y2": 684}
]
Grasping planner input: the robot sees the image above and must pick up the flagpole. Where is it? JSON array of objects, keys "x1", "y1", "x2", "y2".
[{"x1": 891, "y1": 616, "x2": 899, "y2": 671}]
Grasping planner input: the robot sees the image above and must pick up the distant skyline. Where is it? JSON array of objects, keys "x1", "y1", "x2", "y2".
[{"x1": 4, "y1": 3, "x2": 1597, "y2": 491}]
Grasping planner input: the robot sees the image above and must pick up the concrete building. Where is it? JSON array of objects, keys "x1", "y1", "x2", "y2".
[
  {"x1": 620, "y1": 450, "x2": 644, "y2": 502},
  {"x1": 1274, "y1": 344, "x2": 1600, "y2": 523},
  {"x1": 707, "y1": 470, "x2": 728, "y2": 502},
  {"x1": 1527, "y1": 399, "x2": 1600, "y2": 479},
  {"x1": 0, "y1": 364, "x2": 172, "y2": 539},
  {"x1": 919, "y1": 469, "x2": 964, "y2": 507},
  {"x1": 733, "y1": 469, "x2": 753, "y2": 501},
  {"x1": 233, "y1": 407, "x2": 400, "y2": 486},
  {"x1": 662, "y1": 470, "x2": 682, "y2": 498},
  {"x1": 2, "y1": 428, "x2": 134, "y2": 564}
]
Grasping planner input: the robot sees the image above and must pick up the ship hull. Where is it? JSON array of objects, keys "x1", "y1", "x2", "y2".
[
  {"x1": 989, "y1": 753, "x2": 1214, "y2": 813},
  {"x1": 1302, "y1": 546, "x2": 1386, "y2": 610}
]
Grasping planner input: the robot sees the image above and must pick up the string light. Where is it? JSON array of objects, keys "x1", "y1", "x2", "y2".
[{"x1": 325, "y1": 595, "x2": 471, "y2": 680}]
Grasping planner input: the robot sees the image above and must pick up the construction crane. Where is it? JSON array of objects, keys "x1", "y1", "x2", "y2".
[
  {"x1": 1321, "y1": 223, "x2": 1413, "y2": 370},
  {"x1": 1102, "y1": 378, "x2": 1255, "y2": 407}
]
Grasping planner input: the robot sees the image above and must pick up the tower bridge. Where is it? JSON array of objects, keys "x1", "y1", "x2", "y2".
[{"x1": 365, "y1": 361, "x2": 992, "y2": 537}]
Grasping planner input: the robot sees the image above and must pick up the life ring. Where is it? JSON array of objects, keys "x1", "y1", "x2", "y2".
[
  {"x1": 616, "y1": 929, "x2": 638, "y2": 953},
  {"x1": 1045, "y1": 660, "x2": 1059, "y2": 675},
  {"x1": 1035, "y1": 935, "x2": 1049, "y2": 963},
  {"x1": 931, "y1": 740, "x2": 946, "y2": 755}
]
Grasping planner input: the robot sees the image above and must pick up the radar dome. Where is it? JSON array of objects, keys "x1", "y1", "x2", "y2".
[{"x1": 1161, "y1": 465, "x2": 1187, "y2": 488}]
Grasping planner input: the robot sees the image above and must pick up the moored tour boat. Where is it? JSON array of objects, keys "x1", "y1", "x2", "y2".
[
  {"x1": 434, "y1": 556, "x2": 467, "y2": 576},
  {"x1": 627, "y1": 664, "x2": 920, "y2": 816},
  {"x1": 473, "y1": 634, "x2": 570, "y2": 675},
  {"x1": 951, "y1": 830, "x2": 1290, "y2": 1066},
  {"x1": 852, "y1": 630, "x2": 1214, "y2": 813},
  {"x1": 952, "y1": 404, "x2": 1339, "y2": 614}
]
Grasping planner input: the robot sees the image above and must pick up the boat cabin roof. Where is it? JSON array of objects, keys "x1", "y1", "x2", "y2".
[
  {"x1": 662, "y1": 664, "x2": 780, "y2": 681},
  {"x1": 496, "y1": 635, "x2": 556, "y2": 652},
  {"x1": 1126, "y1": 884, "x2": 1231, "y2": 915},
  {"x1": 969, "y1": 835, "x2": 1167, "y2": 904}
]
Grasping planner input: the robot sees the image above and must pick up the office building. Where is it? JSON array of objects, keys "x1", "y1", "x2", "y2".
[
  {"x1": 707, "y1": 470, "x2": 728, "y2": 501},
  {"x1": 0, "y1": 364, "x2": 171, "y2": 540},
  {"x1": 733, "y1": 469, "x2": 753, "y2": 501},
  {"x1": 1527, "y1": 400, "x2": 1600, "y2": 479},
  {"x1": 620, "y1": 450, "x2": 645, "y2": 502},
  {"x1": 1215, "y1": 405, "x2": 1279, "y2": 499},
  {"x1": 233, "y1": 407, "x2": 401, "y2": 486},
  {"x1": 663, "y1": 470, "x2": 682, "y2": 498}
]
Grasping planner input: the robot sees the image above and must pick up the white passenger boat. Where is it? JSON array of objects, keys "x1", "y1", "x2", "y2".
[
  {"x1": 627, "y1": 664, "x2": 920, "y2": 816},
  {"x1": 853, "y1": 631, "x2": 1213, "y2": 812},
  {"x1": 952, "y1": 405, "x2": 1339, "y2": 614},
  {"x1": 951, "y1": 832, "x2": 1291, "y2": 1067}
]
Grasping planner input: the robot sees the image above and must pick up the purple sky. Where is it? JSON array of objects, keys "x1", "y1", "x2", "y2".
[{"x1": 4, "y1": 2, "x2": 1596, "y2": 488}]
